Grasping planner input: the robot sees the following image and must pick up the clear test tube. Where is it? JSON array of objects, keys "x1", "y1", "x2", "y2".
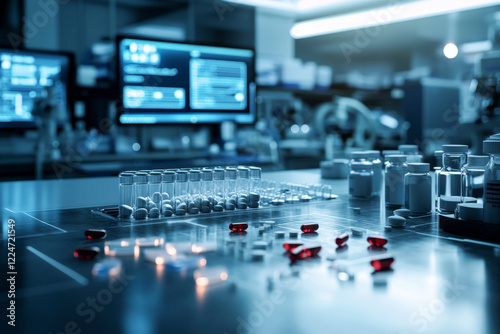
[
  {"x1": 148, "y1": 171, "x2": 162, "y2": 209},
  {"x1": 236, "y1": 166, "x2": 250, "y2": 209},
  {"x1": 201, "y1": 168, "x2": 214, "y2": 213},
  {"x1": 249, "y1": 167, "x2": 261, "y2": 208},
  {"x1": 225, "y1": 167, "x2": 237, "y2": 210},
  {"x1": 213, "y1": 168, "x2": 225, "y2": 211},
  {"x1": 174, "y1": 170, "x2": 189, "y2": 214},
  {"x1": 133, "y1": 172, "x2": 149, "y2": 209},
  {"x1": 188, "y1": 170, "x2": 202, "y2": 214},
  {"x1": 161, "y1": 171, "x2": 175, "y2": 201},
  {"x1": 119, "y1": 172, "x2": 134, "y2": 218}
]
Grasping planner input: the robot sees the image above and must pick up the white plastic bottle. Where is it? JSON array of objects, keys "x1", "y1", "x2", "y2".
[
  {"x1": 385, "y1": 155, "x2": 408, "y2": 208},
  {"x1": 483, "y1": 134, "x2": 500, "y2": 224}
]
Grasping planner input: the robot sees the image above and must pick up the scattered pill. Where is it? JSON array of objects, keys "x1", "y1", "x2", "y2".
[
  {"x1": 201, "y1": 199, "x2": 210, "y2": 207},
  {"x1": 283, "y1": 242, "x2": 303, "y2": 252},
  {"x1": 388, "y1": 215, "x2": 406, "y2": 227},
  {"x1": 258, "y1": 227, "x2": 266, "y2": 234},
  {"x1": 289, "y1": 231, "x2": 298, "y2": 238},
  {"x1": 119, "y1": 205, "x2": 133, "y2": 218},
  {"x1": 253, "y1": 241, "x2": 269, "y2": 250},
  {"x1": 370, "y1": 256, "x2": 394, "y2": 271},
  {"x1": 175, "y1": 209, "x2": 186, "y2": 215},
  {"x1": 289, "y1": 244, "x2": 321, "y2": 261},
  {"x1": 151, "y1": 192, "x2": 162, "y2": 203},
  {"x1": 350, "y1": 227, "x2": 364, "y2": 236},
  {"x1": 85, "y1": 229, "x2": 107, "y2": 240},
  {"x1": 161, "y1": 200, "x2": 172, "y2": 207},
  {"x1": 74, "y1": 246, "x2": 100, "y2": 260},
  {"x1": 229, "y1": 223, "x2": 248, "y2": 232},
  {"x1": 248, "y1": 202, "x2": 259, "y2": 208},
  {"x1": 134, "y1": 208, "x2": 148, "y2": 220},
  {"x1": 149, "y1": 207, "x2": 160, "y2": 218},
  {"x1": 162, "y1": 207, "x2": 173, "y2": 217},
  {"x1": 249, "y1": 192, "x2": 260, "y2": 202},
  {"x1": 335, "y1": 233, "x2": 349, "y2": 247},
  {"x1": 301, "y1": 223, "x2": 319, "y2": 233},
  {"x1": 367, "y1": 236, "x2": 388, "y2": 247},
  {"x1": 136, "y1": 197, "x2": 148, "y2": 209},
  {"x1": 275, "y1": 231, "x2": 285, "y2": 239},
  {"x1": 177, "y1": 203, "x2": 187, "y2": 210},
  {"x1": 394, "y1": 208, "x2": 411, "y2": 219}
]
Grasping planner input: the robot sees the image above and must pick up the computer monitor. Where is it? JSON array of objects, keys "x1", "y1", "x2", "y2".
[
  {"x1": 116, "y1": 36, "x2": 255, "y2": 124},
  {"x1": 0, "y1": 48, "x2": 73, "y2": 129}
]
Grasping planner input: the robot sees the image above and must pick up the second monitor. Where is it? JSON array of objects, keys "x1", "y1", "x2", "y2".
[{"x1": 117, "y1": 37, "x2": 255, "y2": 125}]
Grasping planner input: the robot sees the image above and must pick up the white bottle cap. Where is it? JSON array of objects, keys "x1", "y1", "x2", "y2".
[
  {"x1": 351, "y1": 161, "x2": 372, "y2": 171},
  {"x1": 350, "y1": 151, "x2": 370, "y2": 159},
  {"x1": 442, "y1": 144, "x2": 468, "y2": 153},
  {"x1": 434, "y1": 150, "x2": 444, "y2": 157},
  {"x1": 483, "y1": 133, "x2": 500, "y2": 153},
  {"x1": 467, "y1": 155, "x2": 489, "y2": 166},
  {"x1": 456, "y1": 202, "x2": 483, "y2": 222},
  {"x1": 386, "y1": 155, "x2": 406, "y2": 162},
  {"x1": 398, "y1": 145, "x2": 419, "y2": 153},
  {"x1": 407, "y1": 163, "x2": 429, "y2": 173}
]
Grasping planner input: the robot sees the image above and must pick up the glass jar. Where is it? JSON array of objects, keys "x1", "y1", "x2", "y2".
[
  {"x1": 483, "y1": 134, "x2": 500, "y2": 224},
  {"x1": 174, "y1": 170, "x2": 189, "y2": 210},
  {"x1": 437, "y1": 144, "x2": 468, "y2": 213},
  {"x1": 133, "y1": 172, "x2": 149, "y2": 206},
  {"x1": 404, "y1": 163, "x2": 432, "y2": 215},
  {"x1": 385, "y1": 155, "x2": 408, "y2": 208},
  {"x1": 119, "y1": 172, "x2": 134, "y2": 217},
  {"x1": 349, "y1": 161, "x2": 373, "y2": 198},
  {"x1": 188, "y1": 170, "x2": 202, "y2": 212},
  {"x1": 161, "y1": 171, "x2": 175, "y2": 202},
  {"x1": 148, "y1": 171, "x2": 162, "y2": 208},
  {"x1": 213, "y1": 167, "x2": 225, "y2": 207},
  {"x1": 461, "y1": 155, "x2": 489, "y2": 205}
]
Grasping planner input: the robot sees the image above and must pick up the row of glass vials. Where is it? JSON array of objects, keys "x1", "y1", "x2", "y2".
[{"x1": 118, "y1": 166, "x2": 335, "y2": 219}]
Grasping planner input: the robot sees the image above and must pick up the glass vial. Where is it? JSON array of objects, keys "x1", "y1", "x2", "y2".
[
  {"x1": 385, "y1": 155, "x2": 408, "y2": 208},
  {"x1": 483, "y1": 135, "x2": 500, "y2": 224},
  {"x1": 148, "y1": 171, "x2": 162, "y2": 209},
  {"x1": 174, "y1": 170, "x2": 189, "y2": 212},
  {"x1": 462, "y1": 155, "x2": 489, "y2": 205},
  {"x1": 119, "y1": 172, "x2": 134, "y2": 218},
  {"x1": 349, "y1": 161, "x2": 373, "y2": 198},
  {"x1": 188, "y1": 170, "x2": 202, "y2": 214},
  {"x1": 201, "y1": 168, "x2": 214, "y2": 213},
  {"x1": 404, "y1": 163, "x2": 432, "y2": 215},
  {"x1": 161, "y1": 171, "x2": 175, "y2": 202},
  {"x1": 213, "y1": 168, "x2": 225, "y2": 210},
  {"x1": 236, "y1": 166, "x2": 250, "y2": 209},
  {"x1": 437, "y1": 145, "x2": 468, "y2": 213},
  {"x1": 225, "y1": 167, "x2": 237, "y2": 210},
  {"x1": 133, "y1": 172, "x2": 149, "y2": 209}
]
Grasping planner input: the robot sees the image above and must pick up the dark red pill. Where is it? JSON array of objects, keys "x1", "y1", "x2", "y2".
[
  {"x1": 289, "y1": 244, "x2": 321, "y2": 261},
  {"x1": 367, "y1": 235, "x2": 388, "y2": 247},
  {"x1": 84, "y1": 229, "x2": 107, "y2": 240},
  {"x1": 74, "y1": 246, "x2": 100, "y2": 260},
  {"x1": 335, "y1": 232, "x2": 349, "y2": 246},
  {"x1": 283, "y1": 242, "x2": 303, "y2": 252},
  {"x1": 371, "y1": 256, "x2": 394, "y2": 271},
  {"x1": 301, "y1": 223, "x2": 319, "y2": 233},
  {"x1": 229, "y1": 223, "x2": 248, "y2": 232}
]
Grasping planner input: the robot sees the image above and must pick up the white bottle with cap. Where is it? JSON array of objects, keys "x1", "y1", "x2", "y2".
[
  {"x1": 437, "y1": 144, "x2": 469, "y2": 213},
  {"x1": 404, "y1": 163, "x2": 432, "y2": 215},
  {"x1": 385, "y1": 155, "x2": 408, "y2": 208},
  {"x1": 483, "y1": 134, "x2": 500, "y2": 224},
  {"x1": 364, "y1": 150, "x2": 383, "y2": 195}
]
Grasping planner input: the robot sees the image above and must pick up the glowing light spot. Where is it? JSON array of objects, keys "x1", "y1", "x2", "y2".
[
  {"x1": 196, "y1": 277, "x2": 209, "y2": 287},
  {"x1": 166, "y1": 245, "x2": 177, "y2": 256},
  {"x1": 220, "y1": 272, "x2": 228, "y2": 281},
  {"x1": 200, "y1": 258, "x2": 207, "y2": 267},
  {"x1": 443, "y1": 43, "x2": 458, "y2": 59},
  {"x1": 153, "y1": 91, "x2": 163, "y2": 99},
  {"x1": 291, "y1": 124, "x2": 300, "y2": 134},
  {"x1": 132, "y1": 143, "x2": 141, "y2": 152},
  {"x1": 301, "y1": 124, "x2": 310, "y2": 133},
  {"x1": 120, "y1": 240, "x2": 129, "y2": 247},
  {"x1": 235, "y1": 93, "x2": 244, "y2": 102},
  {"x1": 155, "y1": 257, "x2": 165, "y2": 265},
  {"x1": 134, "y1": 245, "x2": 140, "y2": 258},
  {"x1": 130, "y1": 43, "x2": 137, "y2": 52},
  {"x1": 104, "y1": 246, "x2": 109, "y2": 255}
]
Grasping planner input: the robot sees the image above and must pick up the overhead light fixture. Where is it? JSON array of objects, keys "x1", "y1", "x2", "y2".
[
  {"x1": 460, "y1": 40, "x2": 493, "y2": 54},
  {"x1": 291, "y1": 0, "x2": 500, "y2": 39},
  {"x1": 443, "y1": 43, "x2": 459, "y2": 59}
]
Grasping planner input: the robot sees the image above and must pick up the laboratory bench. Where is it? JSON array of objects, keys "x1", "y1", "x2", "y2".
[{"x1": 1, "y1": 169, "x2": 499, "y2": 334}]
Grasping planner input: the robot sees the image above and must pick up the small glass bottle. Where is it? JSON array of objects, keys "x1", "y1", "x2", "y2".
[
  {"x1": 437, "y1": 144, "x2": 468, "y2": 213},
  {"x1": 349, "y1": 161, "x2": 373, "y2": 198},
  {"x1": 161, "y1": 171, "x2": 175, "y2": 202},
  {"x1": 174, "y1": 170, "x2": 189, "y2": 212},
  {"x1": 385, "y1": 155, "x2": 408, "y2": 208},
  {"x1": 404, "y1": 163, "x2": 432, "y2": 215},
  {"x1": 148, "y1": 171, "x2": 162, "y2": 208},
  {"x1": 133, "y1": 172, "x2": 149, "y2": 208},
  {"x1": 249, "y1": 166, "x2": 261, "y2": 208},
  {"x1": 119, "y1": 172, "x2": 134, "y2": 218},
  {"x1": 213, "y1": 168, "x2": 225, "y2": 209},
  {"x1": 462, "y1": 155, "x2": 489, "y2": 205},
  {"x1": 483, "y1": 134, "x2": 500, "y2": 224},
  {"x1": 365, "y1": 150, "x2": 382, "y2": 195},
  {"x1": 188, "y1": 170, "x2": 202, "y2": 213},
  {"x1": 236, "y1": 166, "x2": 250, "y2": 209},
  {"x1": 433, "y1": 150, "x2": 444, "y2": 209},
  {"x1": 225, "y1": 167, "x2": 237, "y2": 209},
  {"x1": 200, "y1": 168, "x2": 214, "y2": 213},
  {"x1": 382, "y1": 150, "x2": 401, "y2": 166}
]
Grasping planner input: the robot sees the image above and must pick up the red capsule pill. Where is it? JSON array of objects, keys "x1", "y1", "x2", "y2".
[
  {"x1": 289, "y1": 244, "x2": 321, "y2": 261},
  {"x1": 74, "y1": 246, "x2": 100, "y2": 260},
  {"x1": 371, "y1": 256, "x2": 394, "y2": 271},
  {"x1": 367, "y1": 235, "x2": 388, "y2": 247},
  {"x1": 283, "y1": 242, "x2": 303, "y2": 252},
  {"x1": 301, "y1": 223, "x2": 319, "y2": 233},
  {"x1": 335, "y1": 232, "x2": 349, "y2": 246},
  {"x1": 84, "y1": 229, "x2": 107, "y2": 240},
  {"x1": 229, "y1": 223, "x2": 248, "y2": 232}
]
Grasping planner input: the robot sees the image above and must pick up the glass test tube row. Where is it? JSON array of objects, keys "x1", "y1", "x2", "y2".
[{"x1": 119, "y1": 166, "x2": 263, "y2": 219}]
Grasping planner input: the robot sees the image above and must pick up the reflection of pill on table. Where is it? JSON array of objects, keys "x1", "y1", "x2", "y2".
[
  {"x1": 275, "y1": 231, "x2": 285, "y2": 239},
  {"x1": 251, "y1": 250, "x2": 265, "y2": 261},
  {"x1": 253, "y1": 241, "x2": 269, "y2": 250},
  {"x1": 289, "y1": 231, "x2": 298, "y2": 238},
  {"x1": 74, "y1": 246, "x2": 100, "y2": 260}
]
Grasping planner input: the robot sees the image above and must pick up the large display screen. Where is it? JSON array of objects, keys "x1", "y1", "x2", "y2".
[
  {"x1": 0, "y1": 48, "x2": 71, "y2": 129},
  {"x1": 117, "y1": 37, "x2": 255, "y2": 124}
]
